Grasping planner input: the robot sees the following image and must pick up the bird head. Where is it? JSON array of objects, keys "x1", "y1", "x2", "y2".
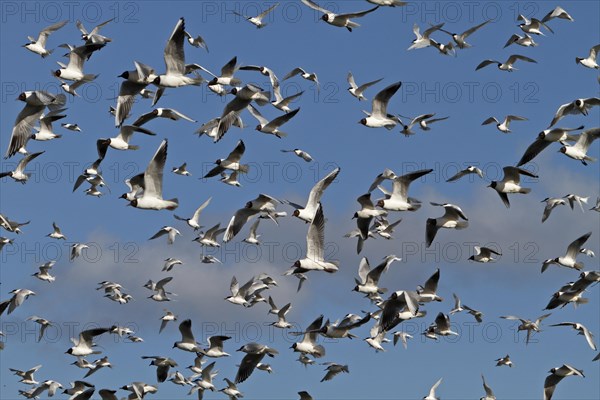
[
  {"x1": 358, "y1": 118, "x2": 367, "y2": 125},
  {"x1": 118, "y1": 71, "x2": 129, "y2": 79}
]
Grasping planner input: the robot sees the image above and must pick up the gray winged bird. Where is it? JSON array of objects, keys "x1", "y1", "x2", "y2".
[
  {"x1": 488, "y1": 166, "x2": 538, "y2": 208},
  {"x1": 235, "y1": 342, "x2": 278, "y2": 383},
  {"x1": 5, "y1": 91, "x2": 66, "y2": 158},
  {"x1": 285, "y1": 167, "x2": 340, "y2": 223},
  {"x1": 446, "y1": 166, "x2": 483, "y2": 182},
  {"x1": 426, "y1": 203, "x2": 468, "y2": 248},
  {"x1": 223, "y1": 194, "x2": 279, "y2": 242},
  {"x1": 0, "y1": 151, "x2": 44, "y2": 184},
  {"x1": 437, "y1": 20, "x2": 491, "y2": 48},
  {"x1": 476, "y1": 54, "x2": 537, "y2": 71},
  {"x1": 301, "y1": 0, "x2": 379, "y2": 32},
  {"x1": 501, "y1": 313, "x2": 551, "y2": 345},
  {"x1": 550, "y1": 322, "x2": 596, "y2": 350},
  {"x1": 548, "y1": 97, "x2": 600, "y2": 127},
  {"x1": 23, "y1": 20, "x2": 68, "y2": 57},
  {"x1": 358, "y1": 81, "x2": 402, "y2": 129},
  {"x1": 204, "y1": 140, "x2": 248, "y2": 178},
  {"x1": 541, "y1": 232, "x2": 591, "y2": 273},
  {"x1": 544, "y1": 364, "x2": 584, "y2": 400},
  {"x1": 558, "y1": 127, "x2": 600, "y2": 165},
  {"x1": 233, "y1": 3, "x2": 279, "y2": 28},
  {"x1": 247, "y1": 104, "x2": 300, "y2": 138},
  {"x1": 353, "y1": 255, "x2": 400, "y2": 296},
  {"x1": 517, "y1": 126, "x2": 583, "y2": 166},
  {"x1": 215, "y1": 84, "x2": 270, "y2": 141},
  {"x1": 347, "y1": 72, "x2": 383, "y2": 101}
]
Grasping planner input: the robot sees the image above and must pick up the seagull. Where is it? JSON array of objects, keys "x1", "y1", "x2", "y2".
[
  {"x1": 301, "y1": 0, "x2": 379, "y2": 32},
  {"x1": 576, "y1": 44, "x2": 600, "y2": 69},
  {"x1": 544, "y1": 364, "x2": 584, "y2": 400},
  {"x1": 70, "y1": 243, "x2": 89, "y2": 261},
  {"x1": 423, "y1": 378, "x2": 443, "y2": 400},
  {"x1": 0, "y1": 214, "x2": 31, "y2": 234},
  {"x1": 517, "y1": 14, "x2": 553, "y2": 35},
  {"x1": 291, "y1": 315, "x2": 326, "y2": 358},
  {"x1": 437, "y1": 20, "x2": 491, "y2": 49},
  {"x1": 353, "y1": 255, "x2": 400, "y2": 295},
  {"x1": 285, "y1": 205, "x2": 339, "y2": 274},
  {"x1": 66, "y1": 328, "x2": 110, "y2": 357},
  {"x1": 417, "y1": 268, "x2": 444, "y2": 303},
  {"x1": 541, "y1": 197, "x2": 567, "y2": 222},
  {"x1": 398, "y1": 114, "x2": 449, "y2": 135},
  {"x1": 516, "y1": 126, "x2": 583, "y2": 166},
  {"x1": 148, "y1": 226, "x2": 181, "y2": 245},
  {"x1": 59, "y1": 79, "x2": 87, "y2": 97},
  {"x1": 480, "y1": 375, "x2": 496, "y2": 400},
  {"x1": 223, "y1": 194, "x2": 280, "y2": 242},
  {"x1": 225, "y1": 276, "x2": 268, "y2": 307},
  {"x1": 541, "y1": 232, "x2": 591, "y2": 272},
  {"x1": 204, "y1": 140, "x2": 248, "y2": 178},
  {"x1": 376, "y1": 169, "x2": 432, "y2": 211},
  {"x1": 159, "y1": 309, "x2": 177, "y2": 333},
  {"x1": 476, "y1": 54, "x2": 537, "y2": 71},
  {"x1": 235, "y1": 343, "x2": 278, "y2": 384},
  {"x1": 184, "y1": 31, "x2": 208, "y2": 51},
  {"x1": 32, "y1": 110, "x2": 66, "y2": 141},
  {"x1": 243, "y1": 219, "x2": 261, "y2": 245},
  {"x1": 0, "y1": 152, "x2": 44, "y2": 183},
  {"x1": 53, "y1": 43, "x2": 103, "y2": 82},
  {"x1": 496, "y1": 354, "x2": 513, "y2": 367},
  {"x1": 503, "y1": 33, "x2": 538, "y2": 48},
  {"x1": 298, "y1": 391, "x2": 314, "y2": 400},
  {"x1": 380, "y1": 290, "x2": 420, "y2": 331},
  {"x1": 541, "y1": 6, "x2": 574, "y2": 23},
  {"x1": 173, "y1": 319, "x2": 201, "y2": 352},
  {"x1": 367, "y1": 0, "x2": 406, "y2": 5},
  {"x1": 392, "y1": 331, "x2": 413, "y2": 349},
  {"x1": 426, "y1": 202, "x2": 468, "y2": 248},
  {"x1": 186, "y1": 353, "x2": 206, "y2": 377},
  {"x1": 174, "y1": 197, "x2": 211, "y2": 230},
  {"x1": 132, "y1": 108, "x2": 196, "y2": 126},
  {"x1": 114, "y1": 61, "x2": 155, "y2": 127},
  {"x1": 283, "y1": 67, "x2": 320, "y2": 89},
  {"x1": 408, "y1": 23, "x2": 445, "y2": 50},
  {"x1": 373, "y1": 217, "x2": 402, "y2": 239},
  {"x1": 219, "y1": 378, "x2": 243, "y2": 399},
  {"x1": 358, "y1": 81, "x2": 402, "y2": 129},
  {"x1": 469, "y1": 246, "x2": 501, "y2": 263},
  {"x1": 426, "y1": 312, "x2": 459, "y2": 337},
  {"x1": 220, "y1": 171, "x2": 241, "y2": 187},
  {"x1": 76, "y1": 18, "x2": 114, "y2": 45},
  {"x1": 96, "y1": 125, "x2": 156, "y2": 151},
  {"x1": 1, "y1": 289, "x2": 35, "y2": 315},
  {"x1": 193, "y1": 223, "x2": 225, "y2": 248},
  {"x1": 500, "y1": 314, "x2": 551, "y2": 345},
  {"x1": 233, "y1": 3, "x2": 279, "y2": 28},
  {"x1": 446, "y1": 166, "x2": 484, "y2": 182},
  {"x1": 550, "y1": 322, "x2": 596, "y2": 351},
  {"x1": 83, "y1": 356, "x2": 112, "y2": 378},
  {"x1": 270, "y1": 303, "x2": 292, "y2": 329},
  {"x1": 128, "y1": 140, "x2": 179, "y2": 210},
  {"x1": 482, "y1": 115, "x2": 527, "y2": 133},
  {"x1": 23, "y1": 20, "x2": 68, "y2": 57},
  {"x1": 152, "y1": 18, "x2": 203, "y2": 95},
  {"x1": 162, "y1": 257, "x2": 182, "y2": 272},
  {"x1": 0, "y1": 237, "x2": 14, "y2": 252},
  {"x1": 320, "y1": 363, "x2": 349, "y2": 382},
  {"x1": 198, "y1": 335, "x2": 231, "y2": 358},
  {"x1": 488, "y1": 166, "x2": 538, "y2": 208},
  {"x1": 285, "y1": 167, "x2": 340, "y2": 223},
  {"x1": 9, "y1": 364, "x2": 42, "y2": 385},
  {"x1": 271, "y1": 86, "x2": 304, "y2": 113},
  {"x1": 281, "y1": 148, "x2": 313, "y2": 162},
  {"x1": 142, "y1": 356, "x2": 178, "y2": 382},
  {"x1": 148, "y1": 276, "x2": 174, "y2": 302},
  {"x1": 318, "y1": 314, "x2": 371, "y2": 339},
  {"x1": 548, "y1": 98, "x2": 600, "y2": 127},
  {"x1": 32, "y1": 262, "x2": 55, "y2": 283},
  {"x1": 558, "y1": 127, "x2": 600, "y2": 165},
  {"x1": 347, "y1": 72, "x2": 383, "y2": 101},
  {"x1": 247, "y1": 104, "x2": 300, "y2": 138},
  {"x1": 239, "y1": 64, "x2": 279, "y2": 90},
  {"x1": 172, "y1": 162, "x2": 191, "y2": 176},
  {"x1": 564, "y1": 194, "x2": 589, "y2": 212},
  {"x1": 449, "y1": 293, "x2": 463, "y2": 315},
  {"x1": 188, "y1": 361, "x2": 217, "y2": 398}
]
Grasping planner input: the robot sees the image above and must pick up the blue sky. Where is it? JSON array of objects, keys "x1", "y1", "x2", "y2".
[{"x1": 1, "y1": 1, "x2": 599, "y2": 399}]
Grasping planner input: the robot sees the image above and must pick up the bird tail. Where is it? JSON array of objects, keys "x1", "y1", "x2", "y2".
[
  {"x1": 238, "y1": 164, "x2": 249, "y2": 174},
  {"x1": 167, "y1": 199, "x2": 179, "y2": 210},
  {"x1": 54, "y1": 134, "x2": 63, "y2": 139},
  {"x1": 518, "y1": 187, "x2": 531, "y2": 194},
  {"x1": 575, "y1": 57, "x2": 583, "y2": 64},
  {"x1": 189, "y1": 73, "x2": 204, "y2": 86},
  {"x1": 584, "y1": 156, "x2": 597, "y2": 164},
  {"x1": 565, "y1": 134, "x2": 579, "y2": 142},
  {"x1": 347, "y1": 21, "x2": 361, "y2": 29},
  {"x1": 43, "y1": 49, "x2": 53, "y2": 58},
  {"x1": 574, "y1": 261, "x2": 584, "y2": 271},
  {"x1": 275, "y1": 131, "x2": 287, "y2": 138},
  {"x1": 128, "y1": 145, "x2": 140, "y2": 150}
]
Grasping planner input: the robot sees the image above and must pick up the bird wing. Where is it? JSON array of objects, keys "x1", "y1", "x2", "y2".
[
  {"x1": 357, "y1": 257, "x2": 370, "y2": 284},
  {"x1": 371, "y1": 81, "x2": 401, "y2": 118},
  {"x1": 305, "y1": 167, "x2": 340, "y2": 213},
  {"x1": 178, "y1": 319, "x2": 195, "y2": 343},
  {"x1": 306, "y1": 204, "x2": 325, "y2": 261},
  {"x1": 565, "y1": 232, "x2": 591, "y2": 259},
  {"x1": 143, "y1": 140, "x2": 168, "y2": 199},
  {"x1": 164, "y1": 18, "x2": 186, "y2": 75},
  {"x1": 301, "y1": 0, "x2": 331, "y2": 14}
]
